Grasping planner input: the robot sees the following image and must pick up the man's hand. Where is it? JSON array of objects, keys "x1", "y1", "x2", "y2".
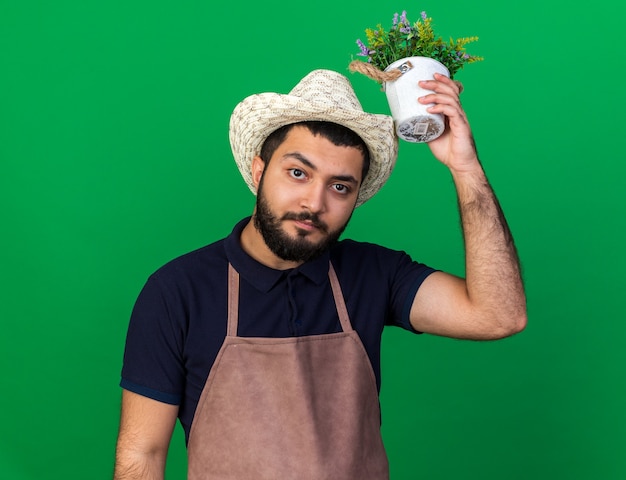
[{"x1": 418, "y1": 73, "x2": 479, "y2": 174}]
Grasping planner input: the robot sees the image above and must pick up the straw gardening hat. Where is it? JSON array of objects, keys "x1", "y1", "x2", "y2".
[{"x1": 229, "y1": 69, "x2": 398, "y2": 206}]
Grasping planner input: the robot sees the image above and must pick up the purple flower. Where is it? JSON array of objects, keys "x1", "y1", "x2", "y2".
[
  {"x1": 356, "y1": 39, "x2": 371, "y2": 57},
  {"x1": 400, "y1": 26, "x2": 411, "y2": 34},
  {"x1": 421, "y1": 11, "x2": 428, "y2": 20},
  {"x1": 392, "y1": 12, "x2": 399, "y2": 27},
  {"x1": 399, "y1": 10, "x2": 408, "y2": 25}
]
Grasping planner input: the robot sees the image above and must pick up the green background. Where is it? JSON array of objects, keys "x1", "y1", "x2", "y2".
[{"x1": 1, "y1": 0, "x2": 624, "y2": 478}]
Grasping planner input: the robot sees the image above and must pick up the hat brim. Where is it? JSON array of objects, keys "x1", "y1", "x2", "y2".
[{"x1": 229, "y1": 92, "x2": 398, "y2": 206}]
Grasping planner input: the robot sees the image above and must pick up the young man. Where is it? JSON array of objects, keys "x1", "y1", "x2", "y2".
[{"x1": 114, "y1": 69, "x2": 526, "y2": 479}]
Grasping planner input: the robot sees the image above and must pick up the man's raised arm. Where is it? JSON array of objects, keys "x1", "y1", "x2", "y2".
[{"x1": 409, "y1": 73, "x2": 527, "y2": 340}]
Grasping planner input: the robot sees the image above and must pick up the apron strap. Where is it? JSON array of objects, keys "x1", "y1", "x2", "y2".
[
  {"x1": 227, "y1": 263, "x2": 239, "y2": 337},
  {"x1": 226, "y1": 262, "x2": 354, "y2": 336},
  {"x1": 328, "y1": 263, "x2": 354, "y2": 333}
]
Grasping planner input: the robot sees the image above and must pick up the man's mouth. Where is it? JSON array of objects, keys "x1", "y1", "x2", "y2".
[
  {"x1": 282, "y1": 212, "x2": 327, "y2": 233},
  {"x1": 294, "y1": 219, "x2": 318, "y2": 231}
]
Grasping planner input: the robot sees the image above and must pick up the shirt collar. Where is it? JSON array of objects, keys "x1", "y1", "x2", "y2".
[{"x1": 224, "y1": 217, "x2": 330, "y2": 293}]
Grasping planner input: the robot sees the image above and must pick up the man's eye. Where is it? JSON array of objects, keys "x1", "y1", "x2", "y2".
[
  {"x1": 290, "y1": 169, "x2": 305, "y2": 178},
  {"x1": 333, "y1": 184, "x2": 350, "y2": 194}
]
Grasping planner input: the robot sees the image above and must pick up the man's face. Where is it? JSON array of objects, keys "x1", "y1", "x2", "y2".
[{"x1": 251, "y1": 126, "x2": 365, "y2": 263}]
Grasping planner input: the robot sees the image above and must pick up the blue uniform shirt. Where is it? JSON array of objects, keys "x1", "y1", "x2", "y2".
[{"x1": 120, "y1": 217, "x2": 436, "y2": 442}]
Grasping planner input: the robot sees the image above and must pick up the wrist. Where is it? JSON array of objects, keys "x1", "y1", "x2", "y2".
[{"x1": 448, "y1": 156, "x2": 484, "y2": 181}]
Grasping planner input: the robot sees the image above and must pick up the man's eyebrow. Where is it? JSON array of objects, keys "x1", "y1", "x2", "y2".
[
  {"x1": 282, "y1": 152, "x2": 316, "y2": 170},
  {"x1": 282, "y1": 152, "x2": 360, "y2": 185}
]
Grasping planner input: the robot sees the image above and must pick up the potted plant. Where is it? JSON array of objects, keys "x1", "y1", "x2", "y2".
[{"x1": 349, "y1": 10, "x2": 483, "y2": 143}]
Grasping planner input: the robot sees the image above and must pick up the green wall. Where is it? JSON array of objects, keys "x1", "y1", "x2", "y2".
[{"x1": 1, "y1": 0, "x2": 624, "y2": 478}]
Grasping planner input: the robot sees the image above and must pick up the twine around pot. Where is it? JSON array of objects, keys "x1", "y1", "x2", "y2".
[
  {"x1": 348, "y1": 60, "x2": 463, "y2": 93},
  {"x1": 348, "y1": 60, "x2": 404, "y2": 83}
]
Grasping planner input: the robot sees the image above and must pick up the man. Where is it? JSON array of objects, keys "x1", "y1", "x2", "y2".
[{"x1": 114, "y1": 69, "x2": 526, "y2": 479}]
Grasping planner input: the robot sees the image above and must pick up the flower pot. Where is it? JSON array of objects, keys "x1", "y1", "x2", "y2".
[{"x1": 384, "y1": 56, "x2": 450, "y2": 143}]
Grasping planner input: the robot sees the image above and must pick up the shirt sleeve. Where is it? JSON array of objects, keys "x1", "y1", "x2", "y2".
[
  {"x1": 386, "y1": 249, "x2": 437, "y2": 332},
  {"x1": 120, "y1": 272, "x2": 186, "y2": 405}
]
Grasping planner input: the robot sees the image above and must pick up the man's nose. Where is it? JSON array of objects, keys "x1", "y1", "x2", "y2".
[{"x1": 300, "y1": 182, "x2": 326, "y2": 213}]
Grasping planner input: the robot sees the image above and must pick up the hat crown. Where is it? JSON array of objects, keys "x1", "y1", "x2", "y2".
[{"x1": 289, "y1": 70, "x2": 364, "y2": 112}]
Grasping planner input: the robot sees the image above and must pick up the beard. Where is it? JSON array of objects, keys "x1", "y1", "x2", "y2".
[{"x1": 253, "y1": 180, "x2": 351, "y2": 263}]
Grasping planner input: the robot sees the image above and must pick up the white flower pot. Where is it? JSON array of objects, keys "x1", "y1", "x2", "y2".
[{"x1": 384, "y1": 56, "x2": 450, "y2": 143}]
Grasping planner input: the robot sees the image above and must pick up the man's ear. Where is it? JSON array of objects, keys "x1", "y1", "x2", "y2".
[{"x1": 251, "y1": 155, "x2": 266, "y2": 191}]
